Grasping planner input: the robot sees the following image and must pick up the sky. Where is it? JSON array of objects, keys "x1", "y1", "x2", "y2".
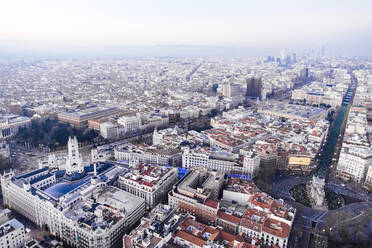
[{"x1": 0, "y1": 0, "x2": 371, "y2": 57}]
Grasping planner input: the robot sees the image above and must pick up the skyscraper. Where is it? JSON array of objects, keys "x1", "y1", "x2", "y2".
[
  {"x1": 292, "y1": 53, "x2": 297, "y2": 63},
  {"x1": 285, "y1": 55, "x2": 292, "y2": 65},
  {"x1": 319, "y1": 45, "x2": 325, "y2": 56},
  {"x1": 246, "y1": 77, "x2": 262, "y2": 99},
  {"x1": 222, "y1": 83, "x2": 241, "y2": 98},
  {"x1": 280, "y1": 50, "x2": 285, "y2": 63},
  {"x1": 300, "y1": 68, "x2": 310, "y2": 79}
]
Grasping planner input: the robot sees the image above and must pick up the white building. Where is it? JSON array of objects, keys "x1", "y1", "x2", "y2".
[
  {"x1": 0, "y1": 218, "x2": 26, "y2": 248},
  {"x1": 0, "y1": 115, "x2": 31, "y2": 140},
  {"x1": 1, "y1": 165, "x2": 145, "y2": 248},
  {"x1": 337, "y1": 146, "x2": 372, "y2": 183},
  {"x1": 182, "y1": 147, "x2": 258, "y2": 175},
  {"x1": 152, "y1": 127, "x2": 182, "y2": 146},
  {"x1": 118, "y1": 116, "x2": 141, "y2": 134},
  {"x1": 291, "y1": 89, "x2": 342, "y2": 107},
  {"x1": 117, "y1": 164, "x2": 178, "y2": 208},
  {"x1": 182, "y1": 149, "x2": 236, "y2": 172},
  {"x1": 114, "y1": 144, "x2": 181, "y2": 167},
  {"x1": 100, "y1": 122, "x2": 118, "y2": 140},
  {"x1": 223, "y1": 83, "x2": 241, "y2": 98},
  {"x1": 364, "y1": 165, "x2": 372, "y2": 190},
  {"x1": 222, "y1": 83, "x2": 244, "y2": 108},
  {"x1": 243, "y1": 151, "x2": 261, "y2": 177},
  {"x1": 152, "y1": 128, "x2": 163, "y2": 146}
]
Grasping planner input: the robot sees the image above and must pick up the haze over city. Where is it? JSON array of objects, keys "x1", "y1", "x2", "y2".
[{"x1": 0, "y1": 0, "x2": 371, "y2": 57}]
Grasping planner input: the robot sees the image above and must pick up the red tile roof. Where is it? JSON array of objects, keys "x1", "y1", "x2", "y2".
[
  {"x1": 205, "y1": 199, "x2": 218, "y2": 209},
  {"x1": 175, "y1": 230, "x2": 206, "y2": 247},
  {"x1": 218, "y1": 211, "x2": 241, "y2": 224}
]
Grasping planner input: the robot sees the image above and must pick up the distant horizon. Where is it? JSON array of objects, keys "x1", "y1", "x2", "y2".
[
  {"x1": 0, "y1": 43, "x2": 371, "y2": 59},
  {"x1": 1, "y1": 0, "x2": 371, "y2": 58}
]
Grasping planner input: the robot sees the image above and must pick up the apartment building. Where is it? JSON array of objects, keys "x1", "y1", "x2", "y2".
[
  {"x1": 337, "y1": 146, "x2": 372, "y2": 183},
  {"x1": 117, "y1": 164, "x2": 178, "y2": 208},
  {"x1": 168, "y1": 169, "x2": 224, "y2": 225}
]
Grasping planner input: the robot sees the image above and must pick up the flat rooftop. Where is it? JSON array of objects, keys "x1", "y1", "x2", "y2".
[
  {"x1": 0, "y1": 219, "x2": 23, "y2": 238},
  {"x1": 59, "y1": 105, "x2": 119, "y2": 119},
  {"x1": 259, "y1": 102, "x2": 327, "y2": 119},
  {"x1": 64, "y1": 186, "x2": 144, "y2": 231}
]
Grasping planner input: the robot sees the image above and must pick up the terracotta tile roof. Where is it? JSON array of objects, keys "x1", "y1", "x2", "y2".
[
  {"x1": 204, "y1": 199, "x2": 218, "y2": 209},
  {"x1": 218, "y1": 210, "x2": 241, "y2": 224},
  {"x1": 262, "y1": 218, "x2": 291, "y2": 239},
  {"x1": 175, "y1": 230, "x2": 206, "y2": 247}
]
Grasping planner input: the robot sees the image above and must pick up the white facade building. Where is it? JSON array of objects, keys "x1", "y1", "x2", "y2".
[
  {"x1": 243, "y1": 151, "x2": 261, "y2": 177},
  {"x1": 117, "y1": 164, "x2": 178, "y2": 208},
  {"x1": 223, "y1": 83, "x2": 241, "y2": 98},
  {"x1": 364, "y1": 165, "x2": 372, "y2": 190},
  {"x1": 1, "y1": 166, "x2": 145, "y2": 248},
  {"x1": 0, "y1": 218, "x2": 26, "y2": 248},
  {"x1": 114, "y1": 144, "x2": 181, "y2": 167},
  {"x1": 100, "y1": 122, "x2": 118, "y2": 140},
  {"x1": 182, "y1": 147, "x2": 258, "y2": 175},
  {"x1": 118, "y1": 116, "x2": 141, "y2": 134},
  {"x1": 0, "y1": 115, "x2": 31, "y2": 140},
  {"x1": 182, "y1": 149, "x2": 235, "y2": 172},
  {"x1": 152, "y1": 128, "x2": 163, "y2": 146},
  {"x1": 337, "y1": 146, "x2": 372, "y2": 183}
]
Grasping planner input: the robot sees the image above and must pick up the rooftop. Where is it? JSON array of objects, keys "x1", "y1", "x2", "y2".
[
  {"x1": 0, "y1": 218, "x2": 23, "y2": 238},
  {"x1": 119, "y1": 163, "x2": 175, "y2": 189},
  {"x1": 59, "y1": 105, "x2": 119, "y2": 119},
  {"x1": 64, "y1": 186, "x2": 144, "y2": 231}
]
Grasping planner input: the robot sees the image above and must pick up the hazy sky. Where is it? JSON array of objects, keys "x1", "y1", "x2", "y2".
[{"x1": 0, "y1": 0, "x2": 371, "y2": 56}]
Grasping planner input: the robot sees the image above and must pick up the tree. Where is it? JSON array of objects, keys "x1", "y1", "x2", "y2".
[{"x1": 17, "y1": 118, "x2": 101, "y2": 149}]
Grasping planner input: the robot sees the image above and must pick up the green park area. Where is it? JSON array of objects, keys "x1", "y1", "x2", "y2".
[{"x1": 17, "y1": 118, "x2": 99, "y2": 150}]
